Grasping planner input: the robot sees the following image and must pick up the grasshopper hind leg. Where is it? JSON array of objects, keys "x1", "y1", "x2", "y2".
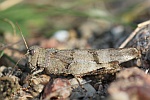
[
  {"x1": 74, "y1": 76, "x2": 87, "y2": 93},
  {"x1": 32, "y1": 68, "x2": 44, "y2": 75}
]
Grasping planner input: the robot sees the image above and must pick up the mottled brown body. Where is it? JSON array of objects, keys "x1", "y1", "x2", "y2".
[{"x1": 27, "y1": 46, "x2": 139, "y2": 77}]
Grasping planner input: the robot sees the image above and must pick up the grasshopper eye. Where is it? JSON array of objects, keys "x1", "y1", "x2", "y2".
[{"x1": 28, "y1": 49, "x2": 35, "y2": 56}]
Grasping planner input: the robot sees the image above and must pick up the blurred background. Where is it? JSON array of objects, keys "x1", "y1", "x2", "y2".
[{"x1": 0, "y1": 0, "x2": 150, "y2": 50}]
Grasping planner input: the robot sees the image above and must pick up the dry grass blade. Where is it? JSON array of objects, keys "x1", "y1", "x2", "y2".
[
  {"x1": 2, "y1": 18, "x2": 16, "y2": 36},
  {"x1": 0, "y1": 0, "x2": 23, "y2": 11},
  {"x1": 119, "y1": 20, "x2": 150, "y2": 48}
]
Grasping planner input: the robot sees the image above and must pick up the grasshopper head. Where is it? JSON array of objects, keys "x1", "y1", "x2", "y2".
[{"x1": 27, "y1": 46, "x2": 41, "y2": 72}]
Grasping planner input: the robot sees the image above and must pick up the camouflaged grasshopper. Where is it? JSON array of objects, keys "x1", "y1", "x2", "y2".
[
  {"x1": 26, "y1": 46, "x2": 139, "y2": 77},
  {"x1": 16, "y1": 24, "x2": 140, "y2": 77}
]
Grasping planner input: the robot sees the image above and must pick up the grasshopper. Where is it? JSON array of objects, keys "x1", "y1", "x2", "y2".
[
  {"x1": 15, "y1": 24, "x2": 140, "y2": 77},
  {"x1": 27, "y1": 46, "x2": 139, "y2": 77}
]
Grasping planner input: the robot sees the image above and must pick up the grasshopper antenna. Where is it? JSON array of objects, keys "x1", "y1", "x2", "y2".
[
  {"x1": 9, "y1": 23, "x2": 29, "y2": 76},
  {"x1": 16, "y1": 23, "x2": 29, "y2": 50},
  {"x1": 9, "y1": 53, "x2": 28, "y2": 76}
]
